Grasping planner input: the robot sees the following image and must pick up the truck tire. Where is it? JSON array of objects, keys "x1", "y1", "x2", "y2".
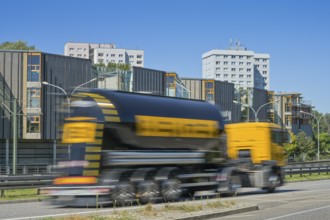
[
  {"x1": 161, "y1": 179, "x2": 182, "y2": 201},
  {"x1": 111, "y1": 182, "x2": 135, "y2": 207},
  {"x1": 222, "y1": 172, "x2": 241, "y2": 197},
  {"x1": 136, "y1": 180, "x2": 160, "y2": 204}
]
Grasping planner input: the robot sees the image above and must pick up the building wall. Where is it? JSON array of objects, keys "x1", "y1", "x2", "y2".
[
  {"x1": 202, "y1": 49, "x2": 270, "y2": 90},
  {"x1": 64, "y1": 42, "x2": 90, "y2": 59},
  {"x1": 132, "y1": 67, "x2": 166, "y2": 95},
  {"x1": 42, "y1": 53, "x2": 94, "y2": 139},
  {"x1": 0, "y1": 51, "x2": 94, "y2": 141},
  {"x1": 269, "y1": 92, "x2": 313, "y2": 136},
  {"x1": 64, "y1": 42, "x2": 144, "y2": 67},
  {"x1": 181, "y1": 78, "x2": 238, "y2": 123},
  {"x1": 0, "y1": 51, "x2": 24, "y2": 139},
  {"x1": 181, "y1": 78, "x2": 202, "y2": 100}
]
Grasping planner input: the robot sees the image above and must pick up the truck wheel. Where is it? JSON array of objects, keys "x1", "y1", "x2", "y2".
[
  {"x1": 161, "y1": 179, "x2": 181, "y2": 201},
  {"x1": 136, "y1": 180, "x2": 160, "y2": 204},
  {"x1": 111, "y1": 182, "x2": 135, "y2": 207},
  {"x1": 222, "y1": 173, "x2": 241, "y2": 197},
  {"x1": 263, "y1": 172, "x2": 280, "y2": 193}
]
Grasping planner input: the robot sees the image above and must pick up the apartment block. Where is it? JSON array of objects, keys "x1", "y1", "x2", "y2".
[
  {"x1": 64, "y1": 42, "x2": 144, "y2": 67},
  {"x1": 202, "y1": 45, "x2": 270, "y2": 90},
  {"x1": 268, "y1": 92, "x2": 313, "y2": 136}
]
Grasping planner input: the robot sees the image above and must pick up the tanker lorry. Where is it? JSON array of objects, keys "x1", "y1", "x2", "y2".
[{"x1": 43, "y1": 89, "x2": 286, "y2": 207}]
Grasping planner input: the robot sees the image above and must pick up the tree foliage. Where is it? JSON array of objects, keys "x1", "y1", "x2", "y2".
[
  {"x1": 0, "y1": 40, "x2": 36, "y2": 50},
  {"x1": 284, "y1": 131, "x2": 315, "y2": 162}
]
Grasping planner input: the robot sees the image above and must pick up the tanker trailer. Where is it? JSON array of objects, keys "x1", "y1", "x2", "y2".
[{"x1": 44, "y1": 89, "x2": 227, "y2": 207}]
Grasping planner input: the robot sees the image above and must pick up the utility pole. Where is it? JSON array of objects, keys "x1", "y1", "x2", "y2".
[
  {"x1": 12, "y1": 98, "x2": 17, "y2": 175},
  {"x1": 1, "y1": 99, "x2": 18, "y2": 175}
]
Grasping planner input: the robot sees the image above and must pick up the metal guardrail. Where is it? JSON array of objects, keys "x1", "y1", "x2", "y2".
[
  {"x1": 0, "y1": 174, "x2": 56, "y2": 197},
  {"x1": 0, "y1": 164, "x2": 55, "y2": 175},
  {"x1": 285, "y1": 160, "x2": 330, "y2": 177}
]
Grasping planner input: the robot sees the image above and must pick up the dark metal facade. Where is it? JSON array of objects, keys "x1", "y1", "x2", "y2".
[
  {"x1": 132, "y1": 67, "x2": 166, "y2": 96},
  {"x1": 42, "y1": 53, "x2": 94, "y2": 139},
  {"x1": 0, "y1": 52, "x2": 24, "y2": 139},
  {"x1": 0, "y1": 51, "x2": 94, "y2": 141}
]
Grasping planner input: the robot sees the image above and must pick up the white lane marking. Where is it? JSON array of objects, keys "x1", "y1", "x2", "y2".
[{"x1": 264, "y1": 204, "x2": 330, "y2": 220}]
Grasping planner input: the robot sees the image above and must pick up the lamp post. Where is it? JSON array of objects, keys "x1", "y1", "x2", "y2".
[
  {"x1": 42, "y1": 78, "x2": 97, "y2": 114},
  {"x1": 233, "y1": 99, "x2": 279, "y2": 122},
  {"x1": 42, "y1": 78, "x2": 98, "y2": 160},
  {"x1": 300, "y1": 111, "x2": 324, "y2": 161}
]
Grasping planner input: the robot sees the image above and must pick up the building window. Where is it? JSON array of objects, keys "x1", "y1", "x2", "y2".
[
  {"x1": 239, "y1": 74, "x2": 243, "y2": 78},
  {"x1": 77, "y1": 54, "x2": 82, "y2": 57},
  {"x1": 224, "y1": 55, "x2": 228, "y2": 58},
  {"x1": 224, "y1": 68, "x2": 228, "y2": 72},
  {"x1": 27, "y1": 114, "x2": 40, "y2": 133},
  {"x1": 231, "y1": 74, "x2": 236, "y2": 77},
  {"x1": 239, "y1": 68, "x2": 243, "y2": 72},
  {"x1": 247, "y1": 62, "x2": 251, "y2": 66},
  {"x1": 77, "y1": 48, "x2": 82, "y2": 52},
  {"x1": 119, "y1": 60, "x2": 123, "y2": 63},
  {"x1": 111, "y1": 54, "x2": 115, "y2": 57},
  {"x1": 247, "y1": 75, "x2": 251, "y2": 78},
  {"x1": 231, "y1": 68, "x2": 236, "y2": 72},
  {"x1": 224, "y1": 74, "x2": 228, "y2": 78},
  {"x1": 263, "y1": 71, "x2": 267, "y2": 74},
  {"x1": 137, "y1": 61, "x2": 142, "y2": 64},
  {"x1": 224, "y1": 61, "x2": 228, "y2": 65},
  {"x1": 98, "y1": 53, "x2": 104, "y2": 56},
  {"x1": 69, "y1": 48, "x2": 74, "y2": 51},
  {"x1": 119, "y1": 54, "x2": 123, "y2": 57},
  {"x1": 255, "y1": 58, "x2": 259, "y2": 62},
  {"x1": 216, "y1": 67, "x2": 220, "y2": 71},
  {"x1": 137, "y1": 55, "x2": 143, "y2": 58},
  {"x1": 216, "y1": 74, "x2": 220, "y2": 78},
  {"x1": 216, "y1": 61, "x2": 220, "y2": 65},
  {"x1": 239, "y1": 62, "x2": 243, "y2": 66},
  {"x1": 69, "y1": 54, "x2": 74, "y2": 57},
  {"x1": 27, "y1": 88, "x2": 40, "y2": 108},
  {"x1": 263, "y1": 65, "x2": 267, "y2": 68},
  {"x1": 239, "y1": 56, "x2": 243, "y2": 59},
  {"x1": 231, "y1": 62, "x2": 236, "y2": 65},
  {"x1": 263, "y1": 59, "x2": 267, "y2": 62},
  {"x1": 247, "y1": 68, "x2": 251, "y2": 72},
  {"x1": 129, "y1": 55, "x2": 134, "y2": 58},
  {"x1": 231, "y1": 55, "x2": 236, "y2": 59}
]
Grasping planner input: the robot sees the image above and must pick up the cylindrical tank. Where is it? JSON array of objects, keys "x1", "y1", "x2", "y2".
[{"x1": 70, "y1": 89, "x2": 225, "y2": 151}]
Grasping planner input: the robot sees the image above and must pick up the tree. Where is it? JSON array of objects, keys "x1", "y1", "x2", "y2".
[
  {"x1": 319, "y1": 132, "x2": 330, "y2": 158},
  {"x1": 284, "y1": 131, "x2": 315, "y2": 162},
  {"x1": 107, "y1": 62, "x2": 131, "y2": 71},
  {"x1": 0, "y1": 40, "x2": 36, "y2": 50},
  {"x1": 295, "y1": 131, "x2": 316, "y2": 161}
]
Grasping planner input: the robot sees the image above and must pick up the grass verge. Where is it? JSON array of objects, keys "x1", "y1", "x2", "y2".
[
  {"x1": 41, "y1": 199, "x2": 238, "y2": 220},
  {"x1": 285, "y1": 173, "x2": 330, "y2": 182}
]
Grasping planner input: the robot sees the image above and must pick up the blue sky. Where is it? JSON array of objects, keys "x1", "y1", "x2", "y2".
[{"x1": 1, "y1": 0, "x2": 330, "y2": 113}]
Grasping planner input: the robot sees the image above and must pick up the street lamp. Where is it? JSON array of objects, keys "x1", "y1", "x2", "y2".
[
  {"x1": 42, "y1": 78, "x2": 98, "y2": 160},
  {"x1": 300, "y1": 111, "x2": 324, "y2": 161},
  {"x1": 42, "y1": 78, "x2": 97, "y2": 114},
  {"x1": 233, "y1": 99, "x2": 279, "y2": 122}
]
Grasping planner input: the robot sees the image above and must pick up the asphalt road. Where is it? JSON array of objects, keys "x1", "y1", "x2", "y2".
[
  {"x1": 212, "y1": 179, "x2": 330, "y2": 220},
  {"x1": 1, "y1": 179, "x2": 330, "y2": 220}
]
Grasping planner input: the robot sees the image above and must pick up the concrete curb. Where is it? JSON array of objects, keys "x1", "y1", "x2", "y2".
[{"x1": 175, "y1": 205, "x2": 259, "y2": 220}]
